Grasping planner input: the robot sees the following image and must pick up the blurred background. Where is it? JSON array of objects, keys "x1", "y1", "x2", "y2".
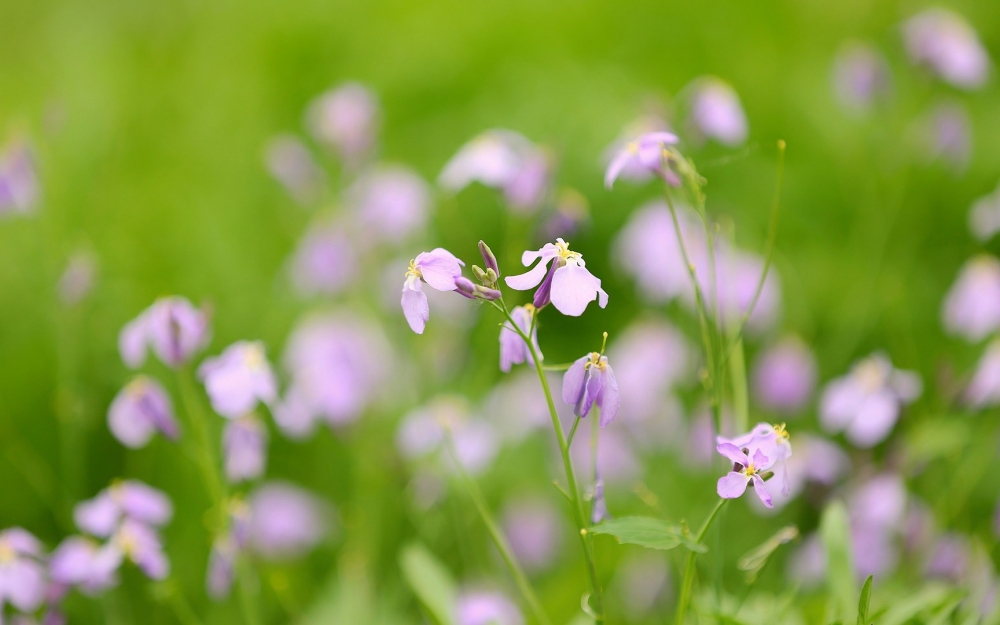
[{"x1": 1, "y1": 0, "x2": 1000, "y2": 623}]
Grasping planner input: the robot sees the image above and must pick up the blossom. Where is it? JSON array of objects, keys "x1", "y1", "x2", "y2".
[
  {"x1": 500, "y1": 497, "x2": 562, "y2": 572},
  {"x1": 198, "y1": 341, "x2": 278, "y2": 419},
  {"x1": 686, "y1": 77, "x2": 748, "y2": 146},
  {"x1": 751, "y1": 337, "x2": 817, "y2": 414},
  {"x1": 289, "y1": 220, "x2": 357, "y2": 296},
  {"x1": 455, "y1": 590, "x2": 524, "y2": 625},
  {"x1": 966, "y1": 340, "x2": 1000, "y2": 408},
  {"x1": 541, "y1": 188, "x2": 589, "y2": 241},
  {"x1": 0, "y1": 528, "x2": 47, "y2": 613},
  {"x1": 396, "y1": 396, "x2": 499, "y2": 475},
  {"x1": 562, "y1": 352, "x2": 620, "y2": 427},
  {"x1": 119, "y1": 296, "x2": 210, "y2": 369},
  {"x1": 903, "y1": 8, "x2": 990, "y2": 90},
  {"x1": 401, "y1": 248, "x2": 465, "y2": 334},
  {"x1": 780, "y1": 434, "x2": 848, "y2": 502},
  {"x1": 57, "y1": 250, "x2": 97, "y2": 306},
  {"x1": 718, "y1": 422, "x2": 792, "y2": 496},
  {"x1": 919, "y1": 101, "x2": 971, "y2": 171},
  {"x1": 819, "y1": 352, "x2": 921, "y2": 448},
  {"x1": 74, "y1": 481, "x2": 173, "y2": 538},
  {"x1": 569, "y1": 424, "x2": 639, "y2": 484},
  {"x1": 832, "y1": 43, "x2": 892, "y2": 111},
  {"x1": 306, "y1": 82, "x2": 378, "y2": 164},
  {"x1": 248, "y1": 482, "x2": 328, "y2": 560},
  {"x1": 0, "y1": 139, "x2": 39, "y2": 216},
  {"x1": 348, "y1": 165, "x2": 430, "y2": 244},
  {"x1": 847, "y1": 474, "x2": 908, "y2": 578},
  {"x1": 969, "y1": 183, "x2": 1000, "y2": 242},
  {"x1": 107, "y1": 376, "x2": 179, "y2": 448},
  {"x1": 604, "y1": 132, "x2": 680, "y2": 189},
  {"x1": 223, "y1": 415, "x2": 268, "y2": 483},
  {"x1": 942, "y1": 255, "x2": 1000, "y2": 342},
  {"x1": 104, "y1": 519, "x2": 170, "y2": 580},
  {"x1": 49, "y1": 537, "x2": 119, "y2": 595},
  {"x1": 716, "y1": 443, "x2": 776, "y2": 507},
  {"x1": 606, "y1": 320, "x2": 689, "y2": 431},
  {"x1": 264, "y1": 134, "x2": 324, "y2": 205},
  {"x1": 206, "y1": 534, "x2": 239, "y2": 600},
  {"x1": 499, "y1": 305, "x2": 540, "y2": 373},
  {"x1": 505, "y1": 239, "x2": 608, "y2": 316}
]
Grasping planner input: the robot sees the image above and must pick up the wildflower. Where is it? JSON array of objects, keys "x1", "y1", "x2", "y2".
[
  {"x1": 0, "y1": 528, "x2": 47, "y2": 613},
  {"x1": 569, "y1": 425, "x2": 639, "y2": 484},
  {"x1": 541, "y1": 188, "x2": 589, "y2": 241},
  {"x1": 942, "y1": 255, "x2": 1000, "y2": 342},
  {"x1": 0, "y1": 139, "x2": 39, "y2": 216},
  {"x1": 780, "y1": 434, "x2": 848, "y2": 502},
  {"x1": 685, "y1": 77, "x2": 748, "y2": 146},
  {"x1": 306, "y1": 82, "x2": 378, "y2": 164},
  {"x1": 847, "y1": 474, "x2": 907, "y2": 578},
  {"x1": 903, "y1": 8, "x2": 990, "y2": 90},
  {"x1": 924, "y1": 101, "x2": 971, "y2": 171},
  {"x1": 616, "y1": 554, "x2": 671, "y2": 620},
  {"x1": 819, "y1": 352, "x2": 921, "y2": 448},
  {"x1": 74, "y1": 481, "x2": 173, "y2": 538},
  {"x1": 57, "y1": 250, "x2": 97, "y2": 306},
  {"x1": 248, "y1": 482, "x2": 328, "y2": 560},
  {"x1": 107, "y1": 376, "x2": 179, "y2": 449},
  {"x1": 119, "y1": 296, "x2": 210, "y2": 369},
  {"x1": 499, "y1": 305, "x2": 541, "y2": 373},
  {"x1": 505, "y1": 239, "x2": 608, "y2": 316},
  {"x1": 50, "y1": 537, "x2": 119, "y2": 595},
  {"x1": 198, "y1": 341, "x2": 278, "y2": 419},
  {"x1": 455, "y1": 590, "x2": 524, "y2": 625},
  {"x1": 607, "y1": 319, "x2": 689, "y2": 427},
  {"x1": 455, "y1": 276, "x2": 501, "y2": 301},
  {"x1": 751, "y1": 337, "x2": 817, "y2": 414},
  {"x1": 832, "y1": 43, "x2": 892, "y2": 111},
  {"x1": 716, "y1": 444, "x2": 777, "y2": 508},
  {"x1": 604, "y1": 132, "x2": 680, "y2": 189},
  {"x1": 206, "y1": 534, "x2": 239, "y2": 600},
  {"x1": 500, "y1": 497, "x2": 562, "y2": 572},
  {"x1": 401, "y1": 248, "x2": 465, "y2": 334},
  {"x1": 562, "y1": 351, "x2": 619, "y2": 426},
  {"x1": 349, "y1": 165, "x2": 430, "y2": 244},
  {"x1": 99, "y1": 518, "x2": 169, "y2": 580},
  {"x1": 718, "y1": 422, "x2": 793, "y2": 496},
  {"x1": 966, "y1": 340, "x2": 1000, "y2": 407},
  {"x1": 396, "y1": 396, "x2": 498, "y2": 475},
  {"x1": 969, "y1": 183, "x2": 1000, "y2": 242},
  {"x1": 223, "y1": 415, "x2": 268, "y2": 483},
  {"x1": 289, "y1": 220, "x2": 357, "y2": 296},
  {"x1": 264, "y1": 134, "x2": 324, "y2": 205}
]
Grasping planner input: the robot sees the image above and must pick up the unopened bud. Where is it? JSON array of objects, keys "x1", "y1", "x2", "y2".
[
  {"x1": 471, "y1": 265, "x2": 487, "y2": 282},
  {"x1": 474, "y1": 285, "x2": 502, "y2": 301},
  {"x1": 478, "y1": 241, "x2": 500, "y2": 278},
  {"x1": 454, "y1": 277, "x2": 477, "y2": 299},
  {"x1": 485, "y1": 268, "x2": 498, "y2": 284}
]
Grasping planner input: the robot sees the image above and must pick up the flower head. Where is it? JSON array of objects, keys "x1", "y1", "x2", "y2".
[
  {"x1": 751, "y1": 337, "x2": 817, "y2": 414},
  {"x1": 264, "y1": 134, "x2": 324, "y2": 205},
  {"x1": 0, "y1": 139, "x2": 39, "y2": 216},
  {"x1": 107, "y1": 376, "x2": 179, "y2": 449},
  {"x1": 562, "y1": 351, "x2": 620, "y2": 427},
  {"x1": 969, "y1": 183, "x2": 1000, "y2": 242},
  {"x1": 74, "y1": 481, "x2": 173, "y2": 538},
  {"x1": 198, "y1": 341, "x2": 278, "y2": 419},
  {"x1": 832, "y1": 43, "x2": 892, "y2": 111},
  {"x1": 500, "y1": 497, "x2": 562, "y2": 572},
  {"x1": 0, "y1": 528, "x2": 47, "y2": 613},
  {"x1": 248, "y1": 482, "x2": 328, "y2": 560},
  {"x1": 942, "y1": 255, "x2": 1000, "y2": 342},
  {"x1": 50, "y1": 536, "x2": 119, "y2": 595},
  {"x1": 966, "y1": 340, "x2": 1000, "y2": 408},
  {"x1": 716, "y1": 443, "x2": 777, "y2": 508},
  {"x1": 718, "y1": 422, "x2": 793, "y2": 497},
  {"x1": 499, "y1": 305, "x2": 541, "y2": 373},
  {"x1": 455, "y1": 590, "x2": 524, "y2": 625},
  {"x1": 119, "y1": 296, "x2": 210, "y2": 369},
  {"x1": 57, "y1": 250, "x2": 97, "y2": 306},
  {"x1": 401, "y1": 248, "x2": 465, "y2": 334},
  {"x1": 223, "y1": 415, "x2": 268, "y2": 483},
  {"x1": 686, "y1": 77, "x2": 748, "y2": 146},
  {"x1": 289, "y1": 220, "x2": 357, "y2": 296},
  {"x1": 505, "y1": 239, "x2": 607, "y2": 316},
  {"x1": 349, "y1": 165, "x2": 430, "y2": 244},
  {"x1": 604, "y1": 132, "x2": 680, "y2": 189},
  {"x1": 306, "y1": 82, "x2": 379, "y2": 164},
  {"x1": 903, "y1": 8, "x2": 990, "y2": 90}
]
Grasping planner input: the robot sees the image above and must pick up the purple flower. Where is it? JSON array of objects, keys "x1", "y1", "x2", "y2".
[
  {"x1": 289, "y1": 220, "x2": 357, "y2": 296},
  {"x1": 780, "y1": 434, "x2": 848, "y2": 502},
  {"x1": 924, "y1": 101, "x2": 972, "y2": 171},
  {"x1": 74, "y1": 481, "x2": 173, "y2": 538},
  {"x1": 401, "y1": 248, "x2": 465, "y2": 334},
  {"x1": 57, "y1": 250, "x2": 97, "y2": 306},
  {"x1": 499, "y1": 305, "x2": 540, "y2": 373},
  {"x1": 607, "y1": 320, "x2": 690, "y2": 427},
  {"x1": 903, "y1": 8, "x2": 990, "y2": 90},
  {"x1": 105, "y1": 519, "x2": 169, "y2": 580},
  {"x1": 819, "y1": 353, "x2": 921, "y2": 448},
  {"x1": 454, "y1": 590, "x2": 524, "y2": 625},
  {"x1": 119, "y1": 296, "x2": 210, "y2": 369},
  {"x1": 925, "y1": 534, "x2": 969, "y2": 582},
  {"x1": 716, "y1": 444, "x2": 776, "y2": 508},
  {"x1": 505, "y1": 239, "x2": 608, "y2": 316},
  {"x1": 248, "y1": 482, "x2": 328, "y2": 560},
  {"x1": 206, "y1": 535, "x2": 238, "y2": 600},
  {"x1": 942, "y1": 255, "x2": 1000, "y2": 342},
  {"x1": 0, "y1": 528, "x2": 47, "y2": 613},
  {"x1": 615, "y1": 554, "x2": 671, "y2": 620},
  {"x1": 396, "y1": 396, "x2": 499, "y2": 475},
  {"x1": 541, "y1": 188, "x2": 590, "y2": 241},
  {"x1": 306, "y1": 83, "x2": 378, "y2": 165},
  {"x1": 849, "y1": 473, "x2": 908, "y2": 531},
  {"x1": 686, "y1": 77, "x2": 748, "y2": 146},
  {"x1": 718, "y1": 422, "x2": 793, "y2": 496},
  {"x1": 786, "y1": 534, "x2": 826, "y2": 588},
  {"x1": 832, "y1": 43, "x2": 892, "y2": 111},
  {"x1": 349, "y1": 165, "x2": 430, "y2": 244},
  {"x1": 49, "y1": 537, "x2": 119, "y2": 595},
  {"x1": 562, "y1": 352, "x2": 620, "y2": 426},
  {"x1": 198, "y1": 341, "x2": 278, "y2": 419},
  {"x1": 604, "y1": 132, "x2": 680, "y2": 189},
  {"x1": 500, "y1": 497, "x2": 562, "y2": 573},
  {"x1": 107, "y1": 376, "x2": 179, "y2": 448},
  {"x1": 966, "y1": 340, "x2": 1000, "y2": 408},
  {"x1": 969, "y1": 183, "x2": 1000, "y2": 242},
  {"x1": 751, "y1": 337, "x2": 817, "y2": 414},
  {"x1": 569, "y1": 425, "x2": 639, "y2": 484},
  {"x1": 223, "y1": 415, "x2": 268, "y2": 483},
  {"x1": 264, "y1": 134, "x2": 324, "y2": 205},
  {"x1": 0, "y1": 139, "x2": 40, "y2": 216}
]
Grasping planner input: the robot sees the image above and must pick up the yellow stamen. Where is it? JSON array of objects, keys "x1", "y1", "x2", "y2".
[
  {"x1": 773, "y1": 423, "x2": 790, "y2": 441},
  {"x1": 405, "y1": 259, "x2": 422, "y2": 279},
  {"x1": 0, "y1": 540, "x2": 14, "y2": 563},
  {"x1": 554, "y1": 239, "x2": 582, "y2": 262}
]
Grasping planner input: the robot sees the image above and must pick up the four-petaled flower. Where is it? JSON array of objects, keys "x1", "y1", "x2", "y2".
[
  {"x1": 107, "y1": 376, "x2": 180, "y2": 449},
  {"x1": 119, "y1": 296, "x2": 210, "y2": 369},
  {"x1": 562, "y1": 352, "x2": 620, "y2": 427},
  {"x1": 198, "y1": 341, "x2": 278, "y2": 419},
  {"x1": 718, "y1": 422, "x2": 793, "y2": 496},
  {"x1": 716, "y1": 443, "x2": 777, "y2": 508},
  {"x1": 604, "y1": 132, "x2": 680, "y2": 189},
  {"x1": 505, "y1": 239, "x2": 608, "y2": 316},
  {"x1": 401, "y1": 248, "x2": 465, "y2": 334}
]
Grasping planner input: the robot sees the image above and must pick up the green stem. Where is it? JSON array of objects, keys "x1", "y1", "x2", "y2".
[
  {"x1": 494, "y1": 300, "x2": 605, "y2": 622},
  {"x1": 566, "y1": 417, "x2": 582, "y2": 448},
  {"x1": 674, "y1": 499, "x2": 728, "y2": 625},
  {"x1": 444, "y1": 434, "x2": 552, "y2": 625}
]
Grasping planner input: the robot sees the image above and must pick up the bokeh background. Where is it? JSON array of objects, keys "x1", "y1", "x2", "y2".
[{"x1": 2, "y1": 0, "x2": 1000, "y2": 623}]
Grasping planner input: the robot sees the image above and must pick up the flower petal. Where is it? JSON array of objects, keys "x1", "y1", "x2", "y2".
[
  {"x1": 598, "y1": 364, "x2": 620, "y2": 427},
  {"x1": 717, "y1": 472, "x2": 750, "y2": 499},
  {"x1": 562, "y1": 356, "x2": 590, "y2": 407},
  {"x1": 752, "y1": 475, "x2": 773, "y2": 508},
  {"x1": 415, "y1": 248, "x2": 463, "y2": 291},
  {"x1": 550, "y1": 262, "x2": 602, "y2": 317},
  {"x1": 505, "y1": 258, "x2": 551, "y2": 291},
  {"x1": 845, "y1": 390, "x2": 899, "y2": 448},
  {"x1": 401, "y1": 283, "x2": 429, "y2": 334},
  {"x1": 604, "y1": 148, "x2": 635, "y2": 189},
  {"x1": 716, "y1": 442, "x2": 749, "y2": 466}
]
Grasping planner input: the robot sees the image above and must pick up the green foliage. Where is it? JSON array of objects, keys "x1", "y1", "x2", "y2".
[
  {"x1": 737, "y1": 525, "x2": 798, "y2": 584},
  {"x1": 590, "y1": 516, "x2": 707, "y2": 553},
  {"x1": 399, "y1": 544, "x2": 457, "y2": 625},
  {"x1": 856, "y1": 575, "x2": 872, "y2": 625},
  {"x1": 821, "y1": 501, "x2": 856, "y2": 625}
]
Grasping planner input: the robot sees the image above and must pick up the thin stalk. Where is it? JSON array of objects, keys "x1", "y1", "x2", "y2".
[
  {"x1": 493, "y1": 300, "x2": 605, "y2": 622},
  {"x1": 674, "y1": 498, "x2": 728, "y2": 625},
  {"x1": 728, "y1": 336, "x2": 749, "y2": 434},
  {"x1": 566, "y1": 416, "x2": 582, "y2": 448},
  {"x1": 444, "y1": 434, "x2": 552, "y2": 625}
]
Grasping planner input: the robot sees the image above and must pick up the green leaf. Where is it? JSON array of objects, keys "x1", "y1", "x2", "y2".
[
  {"x1": 590, "y1": 516, "x2": 707, "y2": 553},
  {"x1": 399, "y1": 543, "x2": 456, "y2": 625},
  {"x1": 856, "y1": 575, "x2": 872, "y2": 625},
  {"x1": 879, "y1": 586, "x2": 963, "y2": 625},
  {"x1": 820, "y1": 501, "x2": 856, "y2": 624},
  {"x1": 737, "y1": 525, "x2": 798, "y2": 584}
]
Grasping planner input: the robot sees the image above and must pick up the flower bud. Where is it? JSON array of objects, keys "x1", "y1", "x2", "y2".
[
  {"x1": 532, "y1": 258, "x2": 563, "y2": 309},
  {"x1": 454, "y1": 276, "x2": 478, "y2": 299},
  {"x1": 485, "y1": 268, "x2": 498, "y2": 284},
  {"x1": 478, "y1": 241, "x2": 500, "y2": 278},
  {"x1": 474, "y1": 284, "x2": 502, "y2": 301},
  {"x1": 471, "y1": 265, "x2": 487, "y2": 282}
]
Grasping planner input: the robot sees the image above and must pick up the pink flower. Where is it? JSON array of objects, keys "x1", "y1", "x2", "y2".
[
  {"x1": 969, "y1": 183, "x2": 1000, "y2": 242},
  {"x1": 0, "y1": 528, "x2": 47, "y2": 613},
  {"x1": 604, "y1": 132, "x2": 680, "y2": 189},
  {"x1": 967, "y1": 340, "x2": 1000, "y2": 408},
  {"x1": 107, "y1": 376, "x2": 179, "y2": 448},
  {"x1": 499, "y1": 305, "x2": 540, "y2": 373},
  {"x1": 223, "y1": 415, "x2": 268, "y2": 483},
  {"x1": 119, "y1": 296, "x2": 210, "y2": 369},
  {"x1": 306, "y1": 83, "x2": 378, "y2": 164},
  {"x1": 505, "y1": 239, "x2": 608, "y2": 316},
  {"x1": 751, "y1": 337, "x2": 817, "y2": 414},
  {"x1": 942, "y1": 255, "x2": 1000, "y2": 342},
  {"x1": 686, "y1": 77, "x2": 748, "y2": 146},
  {"x1": 401, "y1": 248, "x2": 465, "y2": 334},
  {"x1": 264, "y1": 135, "x2": 324, "y2": 205},
  {"x1": 289, "y1": 220, "x2": 357, "y2": 296},
  {"x1": 903, "y1": 8, "x2": 990, "y2": 90},
  {"x1": 832, "y1": 43, "x2": 892, "y2": 111},
  {"x1": 0, "y1": 139, "x2": 39, "y2": 216},
  {"x1": 718, "y1": 422, "x2": 792, "y2": 496},
  {"x1": 198, "y1": 341, "x2": 278, "y2": 419},
  {"x1": 562, "y1": 352, "x2": 620, "y2": 427},
  {"x1": 606, "y1": 319, "x2": 690, "y2": 427},
  {"x1": 500, "y1": 496, "x2": 563, "y2": 572},
  {"x1": 455, "y1": 590, "x2": 523, "y2": 625},
  {"x1": 716, "y1": 443, "x2": 777, "y2": 508},
  {"x1": 349, "y1": 165, "x2": 430, "y2": 244}
]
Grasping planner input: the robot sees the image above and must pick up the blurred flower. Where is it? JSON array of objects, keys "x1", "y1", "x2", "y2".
[
  {"x1": 602, "y1": 114, "x2": 674, "y2": 184},
  {"x1": 604, "y1": 131, "x2": 680, "y2": 188},
  {"x1": 499, "y1": 304, "x2": 540, "y2": 373},
  {"x1": 248, "y1": 482, "x2": 328, "y2": 560},
  {"x1": 57, "y1": 250, "x2": 97, "y2": 306},
  {"x1": 541, "y1": 187, "x2": 589, "y2": 241},
  {"x1": 925, "y1": 533, "x2": 969, "y2": 582},
  {"x1": 74, "y1": 481, "x2": 173, "y2": 538},
  {"x1": 716, "y1": 443, "x2": 776, "y2": 507},
  {"x1": 396, "y1": 396, "x2": 498, "y2": 475},
  {"x1": 969, "y1": 183, "x2": 1000, "y2": 242},
  {"x1": 0, "y1": 139, "x2": 40, "y2": 216},
  {"x1": 500, "y1": 496, "x2": 562, "y2": 572},
  {"x1": 307, "y1": 82, "x2": 379, "y2": 165},
  {"x1": 923, "y1": 101, "x2": 971, "y2": 171},
  {"x1": 438, "y1": 130, "x2": 550, "y2": 214},
  {"x1": 965, "y1": 340, "x2": 1000, "y2": 408},
  {"x1": 848, "y1": 473, "x2": 907, "y2": 578},
  {"x1": 402, "y1": 248, "x2": 464, "y2": 334},
  {"x1": 942, "y1": 255, "x2": 1000, "y2": 342},
  {"x1": 104, "y1": 519, "x2": 170, "y2": 580},
  {"x1": 819, "y1": 352, "x2": 921, "y2": 448},
  {"x1": 0, "y1": 528, "x2": 47, "y2": 613},
  {"x1": 119, "y1": 296, "x2": 210, "y2": 369},
  {"x1": 786, "y1": 533, "x2": 826, "y2": 588},
  {"x1": 107, "y1": 376, "x2": 179, "y2": 449},
  {"x1": 685, "y1": 77, "x2": 748, "y2": 146},
  {"x1": 348, "y1": 165, "x2": 430, "y2": 244},
  {"x1": 223, "y1": 414, "x2": 268, "y2": 483},
  {"x1": 780, "y1": 434, "x2": 848, "y2": 502},
  {"x1": 206, "y1": 534, "x2": 238, "y2": 600},
  {"x1": 278, "y1": 313, "x2": 391, "y2": 436},
  {"x1": 198, "y1": 341, "x2": 277, "y2": 419},
  {"x1": 569, "y1": 424, "x2": 639, "y2": 484},
  {"x1": 832, "y1": 43, "x2": 891, "y2": 111},
  {"x1": 481, "y1": 370, "x2": 564, "y2": 443},
  {"x1": 505, "y1": 239, "x2": 608, "y2": 316},
  {"x1": 903, "y1": 8, "x2": 990, "y2": 90},
  {"x1": 50, "y1": 537, "x2": 118, "y2": 595},
  {"x1": 718, "y1": 422, "x2": 792, "y2": 496},
  {"x1": 454, "y1": 590, "x2": 523, "y2": 625},
  {"x1": 615, "y1": 553, "x2": 671, "y2": 620},
  {"x1": 751, "y1": 337, "x2": 817, "y2": 414},
  {"x1": 289, "y1": 220, "x2": 357, "y2": 297},
  {"x1": 563, "y1": 352, "x2": 620, "y2": 427},
  {"x1": 264, "y1": 134, "x2": 324, "y2": 205},
  {"x1": 709, "y1": 243, "x2": 781, "y2": 334}
]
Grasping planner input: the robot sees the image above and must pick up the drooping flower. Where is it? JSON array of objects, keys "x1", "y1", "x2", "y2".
[
  {"x1": 119, "y1": 296, "x2": 210, "y2": 369},
  {"x1": 349, "y1": 165, "x2": 430, "y2": 244},
  {"x1": 401, "y1": 248, "x2": 465, "y2": 334},
  {"x1": 74, "y1": 481, "x2": 173, "y2": 538},
  {"x1": 942, "y1": 255, "x2": 1000, "y2": 342},
  {"x1": 289, "y1": 219, "x2": 357, "y2": 297},
  {"x1": 306, "y1": 82, "x2": 379, "y2": 165},
  {"x1": 685, "y1": 77, "x2": 748, "y2": 146},
  {"x1": 505, "y1": 239, "x2": 607, "y2": 316},
  {"x1": 819, "y1": 352, "x2": 921, "y2": 448},
  {"x1": 966, "y1": 340, "x2": 1000, "y2": 408},
  {"x1": 718, "y1": 422, "x2": 793, "y2": 496},
  {"x1": 499, "y1": 305, "x2": 540, "y2": 373},
  {"x1": 969, "y1": 183, "x2": 1000, "y2": 242},
  {"x1": 716, "y1": 443, "x2": 776, "y2": 508},
  {"x1": 604, "y1": 132, "x2": 680, "y2": 189},
  {"x1": 0, "y1": 139, "x2": 40, "y2": 216},
  {"x1": 264, "y1": 134, "x2": 324, "y2": 205},
  {"x1": 500, "y1": 497, "x2": 562, "y2": 573},
  {"x1": 0, "y1": 528, "x2": 47, "y2": 614},
  {"x1": 107, "y1": 376, "x2": 179, "y2": 448},
  {"x1": 455, "y1": 590, "x2": 524, "y2": 625},
  {"x1": 751, "y1": 337, "x2": 818, "y2": 414},
  {"x1": 198, "y1": 341, "x2": 278, "y2": 419},
  {"x1": 223, "y1": 415, "x2": 268, "y2": 483},
  {"x1": 903, "y1": 8, "x2": 990, "y2": 90},
  {"x1": 832, "y1": 42, "x2": 892, "y2": 111},
  {"x1": 562, "y1": 352, "x2": 620, "y2": 427}
]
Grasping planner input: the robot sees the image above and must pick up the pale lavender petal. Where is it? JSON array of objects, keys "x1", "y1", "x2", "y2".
[
  {"x1": 118, "y1": 315, "x2": 149, "y2": 369},
  {"x1": 751, "y1": 475, "x2": 773, "y2": 508},
  {"x1": 206, "y1": 536, "x2": 237, "y2": 600},
  {"x1": 1, "y1": 558, "x2": 46, "y2": 612},
  {"x1": 751, "y1": 448, "x2": 770, "y2": 470},
  {"x1": 74, "y1": 493, "x2": 120, "y2": 538},
  {"x1": 501, "y1": 498, "x2": 562, "y2": 572},
  {"x1": 504, "y1": 259, "x2": 551, "y2": 291},
  {"x1": 1, "y1": 529, "x2": 42, "y2": 557},
  {"x1": 272, "y1": 386, "x2": 318, "y2": 439},
  {"x1": 199, "y1": 341, "x2": 278, "y2": 419},
  {"x1": 415, "y1": 248, "x2": 464, "y2": 291},
  {"x1": 819, "y1": 377, "x2": 864, "y2": 433},
  {"x1": 717, "y1": 472, "x2": 750, "y2": 499},
  {"x1": 562, "y1": 356, "x2": 590, "y2": 406},
  {"x1": 550, "y1": 261, "x2": 604, "y2": 316},
  {"x1": 119, "y1": 481, "x2": 173, "y2": 527},
  {"x1": 146, "y1": 297, "x2": 210, "y2": 368},
  {"x1": 223, "y1": 416, "x2": 268, "y2": 483},
  {"x1": 844, "y1": 390, "x2": 899, "y2": 448},
  {"x1": 249, "y1": 482, "x2": 328, "y2": 560},
  {"x1": 604, "y1": 148, "x2": 635, "y2": 189},
  {"x1": 50, "y1": 537, "x2": 99, "y2": 587},
  {"x1": 597, "y1": 364, "x2": 620, "y2": 427},
  {"x1": 401, "y1": 281, "x2": 429, "y2": 334},
  {"x1": 716, "y1": 443, "x2": 749, "y2": 466},
  {"x1": 455, "y1": 590, "x2": 524, "y2": 625}
]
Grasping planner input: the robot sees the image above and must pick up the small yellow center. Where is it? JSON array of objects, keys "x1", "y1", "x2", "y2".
[
  {"x1": 745, "y1": 463, "x2": 757, "y2": 476},
  {"x1": 405, "y1": 259, "x2": 422, "y2": 279},
  {"x1": 243, "y1": 344, "x2": 265, "y2": 369},
  {"x1": 117, "y1": 528, "x2": 139, "y2": 559},
  {"x1": 554, "y1": 239, "x2": 581, "y2": 262},
  {"x1": 586, "y1": 352, "x2": 606, "y2": 371},
  {"x1": 856, "y1": 358, "x2": 885, "y2": 392},
  {"x1": 0, "y1": 540, "x2": 14, "y2": 563},
  {"x1": 774, "y1": 423, "x2": 789, "y2": 441},
  {"x1": 523, "y1": 303, "x2": 536, "y2": 315},
  {"x1": 125, "y1": 377, "x2": 148, "y2": 397}
]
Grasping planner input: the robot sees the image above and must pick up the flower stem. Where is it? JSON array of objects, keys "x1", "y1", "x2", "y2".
[{"x1": 674, "y1": 498, "x2": 728, "y2": 625}]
